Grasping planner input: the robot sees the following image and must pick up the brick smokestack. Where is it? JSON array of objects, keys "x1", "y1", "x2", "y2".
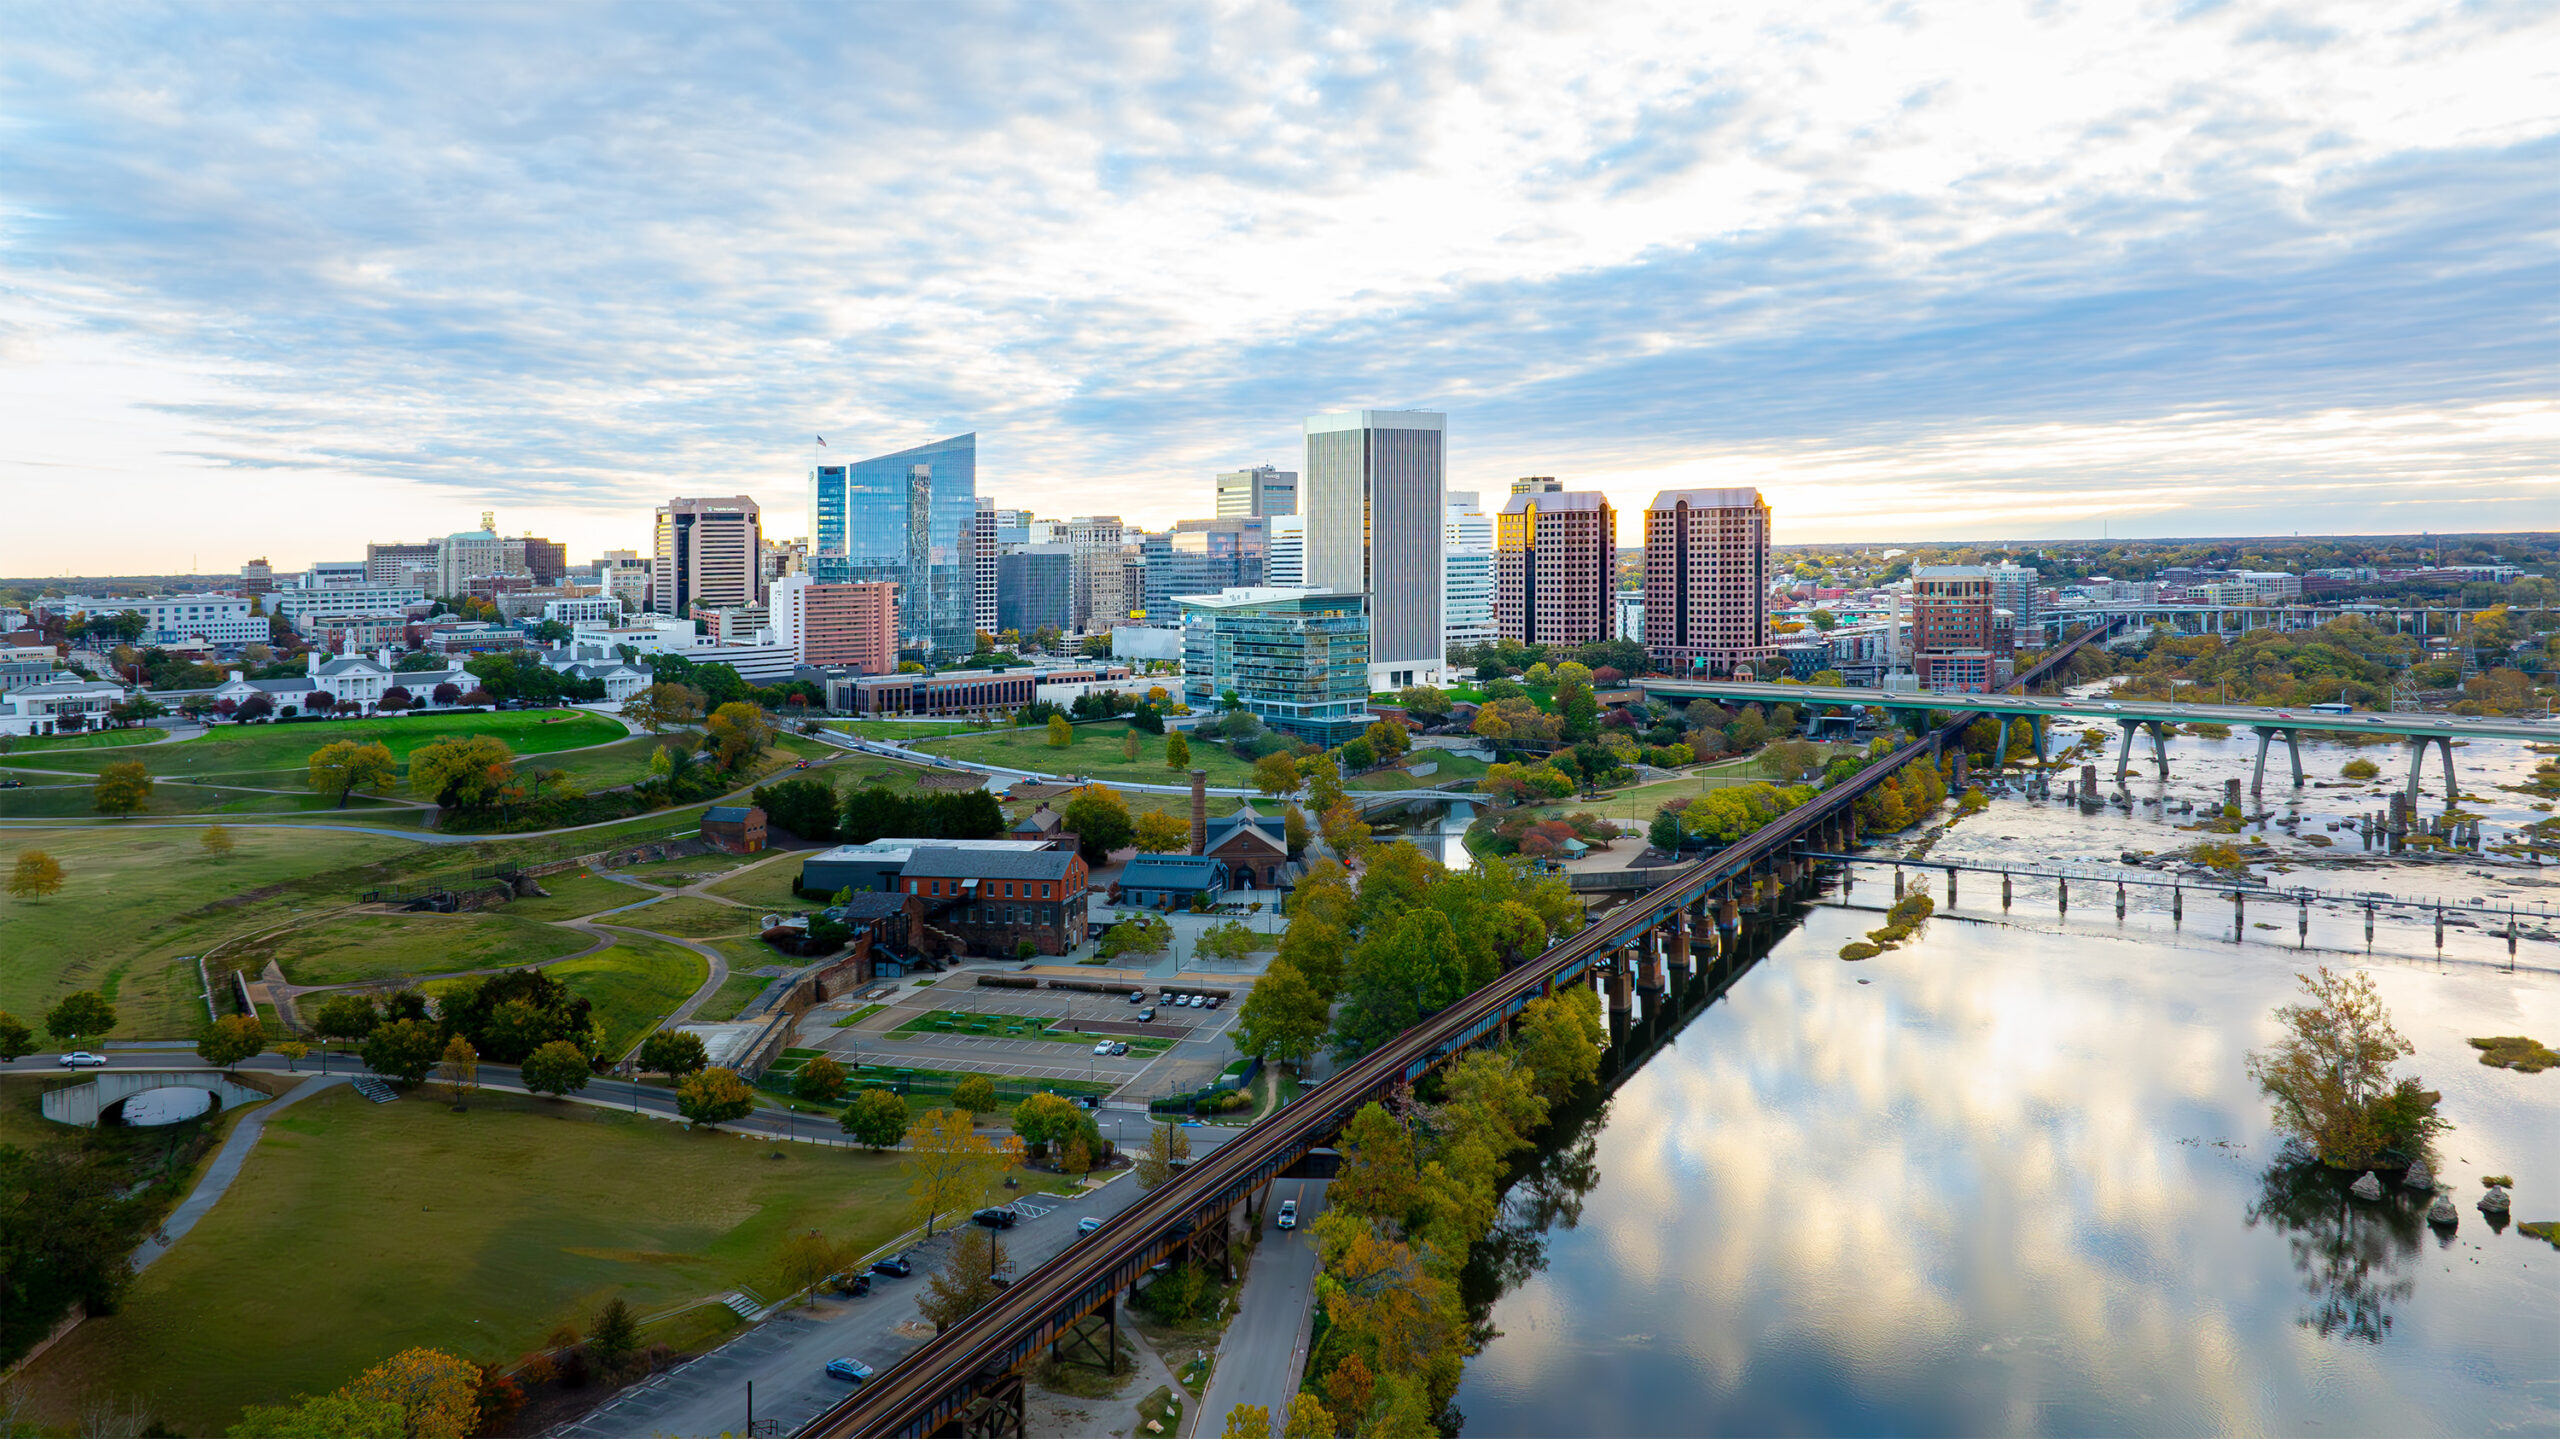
[{"x1": 1190, "y1": 769, "x2": 1208, "y2": 855}]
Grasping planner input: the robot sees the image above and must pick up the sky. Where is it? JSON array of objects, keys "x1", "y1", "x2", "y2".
[{"x1": 2, "y1": 1, "x2": 2555, "y2": 576}]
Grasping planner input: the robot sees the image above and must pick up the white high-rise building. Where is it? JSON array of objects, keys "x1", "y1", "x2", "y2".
[
  {"x1": 969, "y1": 498, "x2": 999, "y2": 639},
  {"x1": 1443, "y1": 492, "x2": 1495, "y2": 657},
  {"x1": 1215, "y1": 465, "x2": 1299, "y2": 518},
  {"x1": 1304, "y1": 408, "x2": 1446, "y2": 691},
  {"x1": 1266, "y1": 516, "x2": 1306, "y2": 588}
]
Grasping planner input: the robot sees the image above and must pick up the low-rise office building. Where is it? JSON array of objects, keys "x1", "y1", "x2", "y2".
[
  {"x1": 1176, "y1": 587, "x2": 1369, "y2": 744},
  {"x1": 897, "y1": 846, "x2": 1090, "y2": 958}
]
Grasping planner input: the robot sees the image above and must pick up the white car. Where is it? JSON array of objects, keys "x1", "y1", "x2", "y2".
[
  {"x1": 1078, "y1": 1216, "x2": 1104, "y2": 1234},
  {"x1": 1277, "y1": 1198, "x2": 1298, "y2": 1230},
  {"x1": 58, "y1": 1051, "x2": 107, "y2": 1068},
  {"x1": 1093, "y1": 1039, "x2": 1115, "y2": 1056}
]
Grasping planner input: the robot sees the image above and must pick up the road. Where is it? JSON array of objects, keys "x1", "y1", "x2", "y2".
[{"x1": 1196, "y1": 1179, "x2": 1329, "y2": 1433}]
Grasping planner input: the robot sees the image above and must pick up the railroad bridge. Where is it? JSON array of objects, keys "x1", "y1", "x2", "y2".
[{"x1": 797, "y1": 625, "x2": 2119, "y2": 1439}]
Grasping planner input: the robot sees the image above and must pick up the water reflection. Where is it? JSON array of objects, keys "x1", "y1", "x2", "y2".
[{"x1": 2243, "y1": 1161, "x2": 2422, "y2": 1343}]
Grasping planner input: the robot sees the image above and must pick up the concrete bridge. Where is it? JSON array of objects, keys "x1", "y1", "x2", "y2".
[
  {"x1": 42, "y1": 1070, "x2": 270, "y2": 1126},
  {"x1": 792, "y1": 620, "x2": 2122, "y2": 1439},
  {"x1": 1633, "y1": 676, "x2": 2551, "y2": 797}
]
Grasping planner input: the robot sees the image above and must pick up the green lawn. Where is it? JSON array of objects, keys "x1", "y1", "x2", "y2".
[
  {"x1": 498, "y1": 874, "x2": 650, "y2": 921},
  {"x1": 607, "y1": 896, "x2": 762, "y2": 939},
  {"x1": 0, "y1": 779, "x2": 421, "y2": 819},
  {"x1": 9, "y1": 1087, "x2": 953, "y2": 1435},
  {"x1": 690, "y1": 970, "x2": 773, "y2": 1023},
  {"x1": 234, "y1": 912, "x2": 594, "y2": 988},
  {"x1": 0, "y1": 727, "x2": 167, "y2": 754},
  {"x1": 916, "y1": 720, "x2": 1261, "y2": 789},
  {"x1": 614, "y1": 853, "x2": 753, "y2": 886},
  {"x1": 704, "y1": 856, "x2": 809, "y2": 908},
  {"x1": 0, "y1": 826, "x2": 421, "y2": 1034},
  {"x1": 550, "y1": 939, "x2": 706, "y2": 1058},
  {"x1": 0, "y1": 710, "x2": 627, "y2": 783}
]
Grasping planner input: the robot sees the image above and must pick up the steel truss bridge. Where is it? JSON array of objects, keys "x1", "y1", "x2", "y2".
[{"x1": 796, "y1": 623, "x2": 2122, "y2": 1439}]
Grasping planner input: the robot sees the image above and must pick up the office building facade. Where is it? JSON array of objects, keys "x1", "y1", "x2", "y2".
[
  {"x1": 1177, "y1": 587, "x2": 1371, "y2": 743},
  {"x1": 1057, "y1": 515, "x2": 1127, "y2": 632},
  {"x1": 364, "y1": 541, "x2": 438, "y2": 587},
  {"x1": 653, "y1": 496, "x2": 763, "y2": 619},
  {"x1": 1215, "y1": 464, "x2": 1298, "y2": 518},
  {"x1": 1911, "y1": 566, "x2": 2014, "y2": 693},
  {"x1": 805, "y1": 432, "x2": 977, "y2": 658},
  {"x1": 1266, "y1": 516, "x2": 1305, "y2": 588},
  {"x1": 1444, "y1": 492, "x2": 1495, "y2": 655},
  {"x1": 1304, "y1": 408, "x2": 1445, "y2": 690},
  {"x1": 969, "y1": 498, "x2": 999, "y2": 640},
  {"x1": 996, "y1": 546, "x2": 1074, "y2": 636},
  {"x1": 1138, "y1": 518, "x2": 1268, "y2": 623},
  {"x1": 770, "y1": 575, "x2": 898, "y2": 673},
  {"x1": 1495, "y1": 490, "x2": 1616, "y2": 648},
  {"x1": 1641, "y1": 488, "x2": 1774, "y2": 677}
]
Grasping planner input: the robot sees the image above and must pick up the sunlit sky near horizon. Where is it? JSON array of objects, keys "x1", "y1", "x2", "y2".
[{"x1": 3, "y1": 2, "x2": 2555, "y2": 575}]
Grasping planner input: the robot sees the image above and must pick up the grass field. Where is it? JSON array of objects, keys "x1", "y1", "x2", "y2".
[
  {"x1": 11, "y1": 1087, "x2": 976, "y2": 1435},
  {"x1": 614, "y1": 852, "x2": 753, "y2": 886},
  {"x1": 609, "y1": 896, "x2": 761, "y2": 939},
  {"x1": 230, "y1": 912, "x2": 594, "y2": 988},
  {"x1": 0, "y1": 727, "x2": 167, "y2": 754},
  {"x1": 0, "y1": 778, "x2": 422, "y2": 819},
  {"x1": 690, "y1": 970, "x2": 773, "y2": 1023},
  {"x1": 916, "y1": 720, "x2": 1262, "y2": 790},
  {"x1": 0, "y1": 710, "x2": 626, "y2": 785},
  {"x1": 704, "y1": 856, "x2": 808, "y2": 908},
  {"x1": 498, "y1": 874, "x2": 648, "y2": 921},
  {"x1": 549, "y1": 939, "x2": 705, "y2": 1058}
]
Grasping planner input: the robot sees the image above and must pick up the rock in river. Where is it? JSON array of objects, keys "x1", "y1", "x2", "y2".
[
  {"x1": 2350, "y1": 1172, "x2": 2384, "y2": 1201},
  {"x1": 2428, "y1": 1194, "x2": 2460, "y2": 1228},
  {"x1": 2480, "y1": 1185, "x2": 2512, "y2": 1215},
  {"x1": 2403, "y1": 1157, "x2": 2434, "y2": 1192}
]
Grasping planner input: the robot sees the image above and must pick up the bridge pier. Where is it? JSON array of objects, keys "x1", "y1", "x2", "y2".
[
  {"x1": 2249, "y1": 726, "x2": 2306, "y2": 794},
  {"x1": 1668, "y1": 911, "x2": 1692, "y2": 983},
  {"x1": 1607, "y1": 952, "x2": 1633, "y2": 1045},
  {"x1": 1994, "y1": 715, "x2": 2011, "y2": 771},
  {"x1": 930, "y1": 1367, "x2": 1028, "y2": 1439},
  {"x1": 2114, "y1": 718, "x2": 2170, "y2": 782},
  {"x1": 2404, "y1": 735, "x2": 2457, "y2": 801},
  {"x1": 2232, "y1": 889, "x2": 2244, "y2": 942}
]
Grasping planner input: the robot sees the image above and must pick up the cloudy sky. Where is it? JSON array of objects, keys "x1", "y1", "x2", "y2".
[{"x1": 3, "y1": 1, "x2": 2554, "y2": 574}]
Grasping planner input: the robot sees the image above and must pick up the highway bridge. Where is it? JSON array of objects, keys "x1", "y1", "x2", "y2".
[
  {"x1": 1633, "y1": 677, "x2": 2553, "y2": 796},
  {"x1": 797, "y1": 628, "x2": 2117, "y2": 1439}
]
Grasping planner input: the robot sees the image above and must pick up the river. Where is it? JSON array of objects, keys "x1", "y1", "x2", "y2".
[{"x1": 1448, "y1": 725, "x2": 2560, "y2": 1436}]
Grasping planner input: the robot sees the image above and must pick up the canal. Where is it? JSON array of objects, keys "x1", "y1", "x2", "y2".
[{"x1": 1449, "y1": 726, "x2": 2560, "y2": 1435}]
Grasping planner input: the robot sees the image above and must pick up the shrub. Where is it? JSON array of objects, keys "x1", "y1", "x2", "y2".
[{"x1": 2342, "y1": 758, "x2": 2381, "y2": 780}]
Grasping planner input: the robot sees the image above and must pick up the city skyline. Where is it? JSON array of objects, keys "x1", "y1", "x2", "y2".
[{"x1": 4, "y1": 3, "x2": 2555, "y2": 574}]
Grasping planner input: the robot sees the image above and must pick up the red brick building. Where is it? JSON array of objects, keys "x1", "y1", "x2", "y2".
[
  {"x1": 1496, "y1": 490, "x2": 1616, "y2": 648},
  {"x1": 1642, "y1": 488, "x2": 1775, "y2": 678},
  {"x1": 899, "y1": 846, "x2": 1090, "y2": 957},
  {"x1": 702, "y1": 804, "x2": 768, "y2": 854}
]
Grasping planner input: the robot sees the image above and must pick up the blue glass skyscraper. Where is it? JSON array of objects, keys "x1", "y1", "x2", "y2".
[{"x1": 808, "y1": 432, "x2": 978, "y2": 658}]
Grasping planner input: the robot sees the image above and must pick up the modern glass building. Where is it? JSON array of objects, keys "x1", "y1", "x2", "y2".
[
  {"x1": 808, "y1": 433, "x2": 978, "y2": 658},
  {"x1": 1177, "y1": 587, "x2": 1370, "y2": 743},
  {"x1": 1304, "y1": 409, "x2": 1445, "y2": 690},
  {"x1": 1137, "y1": 518, "x2": 1268, "y2": 623}
]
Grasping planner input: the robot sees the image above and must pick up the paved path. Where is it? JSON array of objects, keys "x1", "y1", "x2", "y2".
[
  {"x1": 132, "y1": 1073, "x2": 346, "y2": 1271},
  {"x1": 1195, "y1": 1180, "x2": 1328, "y2": 1431}
]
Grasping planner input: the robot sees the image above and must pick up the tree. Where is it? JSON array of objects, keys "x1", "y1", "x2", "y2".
[
  {"x1": 1101, "y1": 914, "x2": 1171, "y2": 962},
  {"x1": 1283, "y1": 804, "x2": 1310, "y2": 858},
  {"x1": 638, "y1": 1028, "x2": 709, "y2": 1079},
  {"x1": 1123, "y1": 728, "x2": 1141, "y2": 761},
  {"x1": 1134, "y1": 1118, "x2": 1191, "y2": 1191},
  {"x1": 841, "y1": 1087, "x2": 910, "y2": 1149},
  {"x1": 201, "y1": 821, "x2": 235, "y2": 859},
  {"x1": 520, "y1": 1039, "x2": 593, "y2": 1098},
  {"x1": 951, "y1": 1073, "x2": 998, "y2": 1114},
  {"x1": 338, "y1": 1346, "x2": 481, "y2": 1439},
  {"x1": 229, "y1": 1393, "x2": 407, "y2": 1438},
  {"x1": 1363, "y1": 718, "x2": 1410, "y2": 762},
  {"x1": 1282, "y1": 1393, "x2": 1336, "y2": 1439},
  {"x1": 2247, "y1": 966, "x2": 2445, "y2": 1168},
  {"x1": 1396, "y1": 685, "x2": 1451, "y2": 719},
  {"x1": 794, "y1": 1054, "x2": 848, "y2": 1102},
  {"x1": 196, "y1": 1013, "x2": 265, "y2": 1070},
  {"x1": 919, "y1": 1225, "x2": 1007, "y2": 1333},
  {"x1": 903, "y1": 1107, "x2": 1022, "y2": 1236},
  {"x1": 588, "y1": 1296, "x2": 641, "y2": 1374},
  {"x1": 1047, "y1": 714, "x2": 1074, "y2": 748},
  {"x1": 1133, "y1": 809, "x2": 1191, "y2": 853},
  {"x1": 676, "y1": 1066, "x2": 757, "y2": 1126},
  {"x1": 308, "y1": 740, "x2": 398, "y2": 808},
  {"x1": 43, "y1": 990, "x2": 116, "y2": 1046},
  {"x1": 429, "y1": 681, "x2": 460, "y2": 707},
  {"x1": 1318, "y1": 797, "x2": 1367, "y2": 861},
  {"x1": 9, "y1": 848, "x2": 64, "y2": 900},
  {"x1": 624, "y1": 682, "x2": 705, "y2": 733},
  {"x1": 409, "y1": 734, "x2": 518, "y2": 810},
  {"x1": 1233, "y1": 959, "x2": 1329, "y2": 1069},
  {"x1": 705, "y1": 701, "x2": 773, "y2": 771},
  {"x1": 438, "y1": 1035, "x2": 481, "y2": 1109},
  {"x1": 93, "y1": 759, "x2": 153, "y2": 816},
  {"x1": 362, "y1": 1018, "x2": 445, "y2": 1085},
  {"x1": 1222, "y1": 1404, "x2": 1273, "y2": 1439},
  {"x1": 276, "y1": 1039, "x2": 309, "y2": 1071},
  {"x1": 752, "y1": 777, "x2": 838, "y2": 841},
  {"x1": 1061, "y1": 784, "x2": 1134, "y2": 863},
  {"x1": 0, "y1": 1010, "x2": 34, "y2": 1063},
  {"x1": 1165, "y1": 731, "x2": 1191, "y2": 769},
  {"x1": 1254, "y1": 751, "x2": 1301, "y2": 798},
  {"x1": 310, "y1": 993, "x2": 379, "y2": 1053},
  {"x1": 1010, "y1": 1091, "x2": 1085, "y2": 1157}
]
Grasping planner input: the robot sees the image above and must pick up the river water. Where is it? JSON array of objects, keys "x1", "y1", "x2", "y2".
[{"x1": 1450, "y1": 727, "x2": 2560, "y2": 1436}]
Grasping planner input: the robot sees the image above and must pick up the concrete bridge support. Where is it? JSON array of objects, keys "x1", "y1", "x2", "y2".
[
  {"x1": 2404, "y1": 735, "x2": 2457, "y2": 800},
  {"x1": 2249, "y1": 726, "x2": 2306, "y2": 794},
  {"x1": 2114, "y1": 718, "x2": 2170, "y2": 782},
  {"x1": 1994, "y1": 715, "x2": 2011, "y2": 771},
  {"x1": 1668, "y1": 911, "x2": 1692, "y2": 982}
]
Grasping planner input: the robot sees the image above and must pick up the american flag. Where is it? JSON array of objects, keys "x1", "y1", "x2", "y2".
[{"x1": 816, "y1": 434, "x2": 827, "y2": 447}]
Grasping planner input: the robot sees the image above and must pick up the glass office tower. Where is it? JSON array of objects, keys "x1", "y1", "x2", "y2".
[{"x1": 808, "y1": 433, "x2": 978, "y2": 658}]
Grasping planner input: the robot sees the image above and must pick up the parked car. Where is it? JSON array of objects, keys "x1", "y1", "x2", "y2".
[
  {"x1": 973, "y1": 1206, "x2": 1019, "y2": 1229},
  {"x1": 1078, "y1": 1216, "x2": 1104, "y2": 1234},
  {"x1": 1277, "y1": 1199, "x2": 1298, "y2": 1230},
  {"x1": 58, "y1": 1052, "x2": 106, "y2": 1068},
  {"x1": 1160, "y1": 990, "x2": 1175, "y2": 1002},
  {"x1": 870, "y1": 1256, "x2": 913, "y2": 1278},
  {"x1": 1093, "y1": 1039, "x2": 1115, "y2": 1056},
  {"x1": 1128, "y1": 990, "x2": 1145, "y2": 1003},
  {"x1": 1137, "y1": 1006, "x2": 1157, "y2": 1022},
  {"x1": 825, "y1": 1358, "x2": 875, "y2": 1384},
  {"x1": 1205, "y1": 994, "x2": 1223, "y2": 1009},
  {"x1": 1111, "y1": 1041, "x2": 1130, "y2": 1056},
  {"x1": 827, "y1": 1271, "x2": 872, "y2": 1298},
  {"x1": 1186, "y1": 994, "x2": 1204, "y2": 1008}
]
